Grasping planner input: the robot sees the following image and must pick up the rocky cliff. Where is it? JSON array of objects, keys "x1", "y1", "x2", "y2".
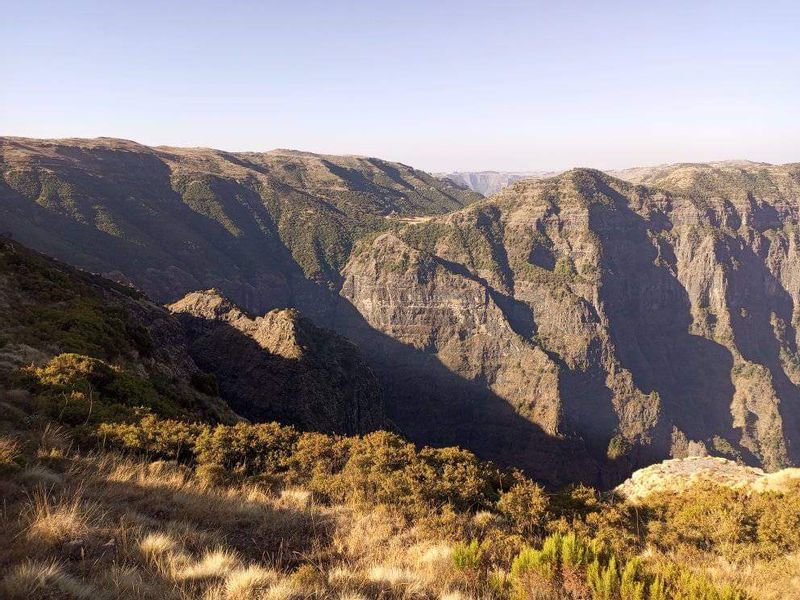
[
  {"x1": 169, "y1": 289, "x2": 383, "y2": 433},
  {"x1": 358, "y1": 164, "x2": 800, "y2": 484},
  {"x1": 4, "y1": 137, "x2": 800, "y2": 486},
  {"x1": 436, "y1": 171, "x2": 557, "y2": 196}
]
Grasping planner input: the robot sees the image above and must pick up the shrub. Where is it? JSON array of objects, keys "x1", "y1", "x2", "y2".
[
  {"x1": 337, "y1": 431, "x2": 421, "y2": 509},
  {"x1": 284, "y1": 432, "x2": 352, "y2": 499},
  {"x1": 14, "y1": 354, "x2": 178, "y2": 424},
  {"x1": 418, "y1": 446, "x2": 499, "y2": 511},
  {"x1": 643, "y1": 484, "x2": 757, "y2": 557},
  {"x1": 97, "y1": 413, "x2": 207, "y2": 463},
  {"x1": 496, "y1": 477, "x2": 549, "y2": 538},
  {"x1": 0, "y1": 435, "x2": 22, "y2": 473},
  {"x1": 451, "y1": 539, "x2": 483, "y2": 571},
  {"x1": 586, "y1": 555, "x2": 620, "y2": 600},
  {"x1": 607, "y1": 434, "x2": 632, "y2": 460},
  {"x1": 194, "y1": 422, "x2": 299, "y2": 484}
]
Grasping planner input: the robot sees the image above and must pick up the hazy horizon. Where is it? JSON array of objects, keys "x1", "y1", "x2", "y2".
[{"x1": 2, "y1": 0, "x2": 799, "y2": 172}]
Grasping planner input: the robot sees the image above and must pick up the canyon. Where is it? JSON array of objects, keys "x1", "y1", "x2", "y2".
[{"x1": 2, "y1": 137, "x2": 799, "y2": 486}]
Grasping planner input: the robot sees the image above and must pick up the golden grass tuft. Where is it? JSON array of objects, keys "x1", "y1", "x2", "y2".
[
  {"x1": 207, "y1": 565, "x2": 282, "y2": 599},
  {"x1": 139, "y1": 531, "x2": 179, "y2": 561},
  {"x1": 24, "y1": 488, "x2": 98, "y2": 548},
  {"x1": 0, "y1": 434, "x2": 21, "y2": 465},
  {"x1": 36, "y1": 423, "x2": 72, "y2": 458},
  {"x1": 0, "y1": 560, "x2": 95, "y2": 599},
  {"x1": 177, "y1": 549, "x2": 240, "y2": 581}
]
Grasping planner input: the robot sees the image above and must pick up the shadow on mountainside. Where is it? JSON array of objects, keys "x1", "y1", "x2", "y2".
[
  {"x1": 323, "y1": 292, "x2": 600, "y2": 488},
  {"x1": 173, "y1": 310, "x2": 383, "y2": 436},
  {"x1": 0, "y1": 150, "x2": 597, "y2": 487},
  {"x1": 588, "y1": 179, "x2": 744, "y2": 461},
  {"x1": 724, "y1": 232, "x2": 800, "y2": 464},
  {"x1": 0, "y1": 158, "x2": 301, "y2": 310}
]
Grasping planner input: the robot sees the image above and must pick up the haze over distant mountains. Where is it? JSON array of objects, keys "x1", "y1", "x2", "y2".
[
  {"x1": 3, "y1": 136, "x2": 800, "y2": 487},
  {"x1": 436, "y1": 171, "x2": 559, "y2": 196},
  {"x1": 436, "y1": 161, "x2": 771, "y2": 197}
]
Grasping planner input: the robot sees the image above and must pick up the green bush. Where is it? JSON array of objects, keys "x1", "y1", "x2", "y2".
[
  {"x1": 452, "y1": 539, "x2": 483, "y2": 571},
  {"x1": 496, "y1": 477, "x2": 550, "y2": 538},
  {"x1": 284, "y1": 431, "x2": 352, "y2": 499},
  {"x1": 418, "y1": 445, "x2": 499, "y2": 511},
  {"x1": 194, "y1": 422, "x2": 299, "y2": 484},
  {"x1": 98, "y1": 413, "x2": 207, "y2": 463},
  {"x1": 14, "y1": 354, "x2": 179, "y2": 423}
]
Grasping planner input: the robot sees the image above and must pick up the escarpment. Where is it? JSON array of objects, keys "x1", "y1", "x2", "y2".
[
  {"x1": 3, "y1": 137, "x2": 800, "y2": 486},
  {"x1": 353, "y1": 165, "x2": 800, "y2": 485}
]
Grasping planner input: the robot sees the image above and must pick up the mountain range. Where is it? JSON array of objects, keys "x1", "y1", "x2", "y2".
[
  {"x1": 435, "y1": 171, "x2": 558, "y2": 196},
  {"x1": 3, "y1": 137, "x2": 800, "y2": 487}
]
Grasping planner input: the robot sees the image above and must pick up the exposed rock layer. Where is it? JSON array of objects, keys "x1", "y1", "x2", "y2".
[{"x1": 615, "y1": 456, "x2": 800, "y2": 501}]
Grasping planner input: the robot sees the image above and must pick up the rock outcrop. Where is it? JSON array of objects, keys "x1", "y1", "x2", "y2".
[
  {"x1": 343, "y1": 164, "x2": 800, "y2": 484},
  {"x1": 615, "y1": 456, "x2": 800, "y2": 501},
  {"x1": 169, "y1": 290, "x2": 383, "y2": 434},
  {"x1": 436, "y1": 171, "x2": 562, "y2": 196}
]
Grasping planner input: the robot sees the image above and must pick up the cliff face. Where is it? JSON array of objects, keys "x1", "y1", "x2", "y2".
[
  {"x1": 436, "y1": 171, "x2": 545, "y2": 196},
  {"x1": 4, "y1": 137, "x2": 800, "y2": 486},
  {"x1": 346, "y1": 165, "x2": 800, "y2": 484},
  {"x1": 169, "y1": 290, "x2": 383, "y2": 434}
]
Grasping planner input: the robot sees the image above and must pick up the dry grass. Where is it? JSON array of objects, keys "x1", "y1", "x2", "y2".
[
  {"x1": 0, "y1": 434, "x2": 21, "y2": 465},
  {"x1": 0, "y1": 432, "x2": 473, "y2": 599},
  {"x1": 1, "y1": 560, "x2": 95, "y2": 599},
  {"x1": 23, "y1": 488, "x2": 98, "y2": 548},
  {"x1": 4, "y1": 424, "x2": 798, "y2": 599}
]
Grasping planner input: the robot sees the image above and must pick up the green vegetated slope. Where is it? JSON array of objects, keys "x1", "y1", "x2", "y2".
[
  {"x1": 0, "y1": 236, "x2": 382, "y2": 434},
  {"x1": 0, "y1": 137, "x2": 480, "y2": 316},
  {"x1": 0, "y1": 235, "x2": 235, "y2": 425}
]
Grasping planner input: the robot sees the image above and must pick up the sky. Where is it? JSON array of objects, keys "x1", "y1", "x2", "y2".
[{"x1": 1, "y1": 0, "x2": 799, "y2": 172}]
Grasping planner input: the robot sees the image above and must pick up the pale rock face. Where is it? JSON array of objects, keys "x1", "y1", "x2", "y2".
[
  {"x1": 436, "y1": 171, "x2": 558, "y2": 196},
  {"x1": 615, "y1": 456, "x2": 800, "y2": 502}
]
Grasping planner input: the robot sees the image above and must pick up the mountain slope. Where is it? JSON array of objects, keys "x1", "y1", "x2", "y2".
[
  {"x1": 0, "y1": 236, "x2": 235, "y2": 423},
  {"x1": 0, "y1": 236, "x2": 383, "y2": 434},
  {"x1": 169, "y1": 289, "x2": 383, "y2": 434},
  {"x1": 0, "y1": 137, "x2": 480, "y2": 317},
  {"x1": 436, "y1": 171, "x2": 557, "y2": 196}
]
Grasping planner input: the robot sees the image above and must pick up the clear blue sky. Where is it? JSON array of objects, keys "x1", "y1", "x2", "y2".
[{"x1": 2, "y1": 0, "x2": 798, "y2": 171}]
